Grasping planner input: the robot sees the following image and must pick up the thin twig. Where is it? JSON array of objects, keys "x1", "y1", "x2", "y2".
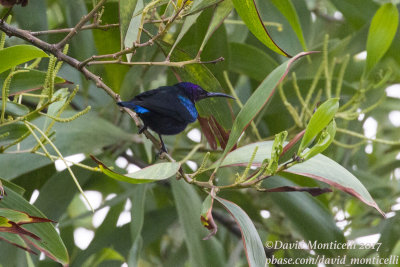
[
  {"x1": 30, "y1": 23, "x2": 119, "y2": 36},
  {"x1": 80, "y1": 0, "x2": 189, "y2": 67},
  {"x1": 87, "y1": 57, "x2": 224, "y2": 67}
]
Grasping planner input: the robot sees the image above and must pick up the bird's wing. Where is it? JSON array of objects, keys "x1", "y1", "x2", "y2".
[{"x1": 132, "y1": 88, "x2": 196, "y2": 123}]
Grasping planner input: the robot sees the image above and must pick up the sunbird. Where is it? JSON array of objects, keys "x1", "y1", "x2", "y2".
[{"x1": 118, "y1": 82, "x2": 234, "y2": 153}]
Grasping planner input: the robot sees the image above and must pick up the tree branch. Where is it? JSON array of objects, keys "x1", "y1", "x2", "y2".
[
  {"x1": 87, "y1": 57, "x2": 224, "y2": 67},
  {"x1": 30, "y1": 23, "x2": 119, "y2": 36}
]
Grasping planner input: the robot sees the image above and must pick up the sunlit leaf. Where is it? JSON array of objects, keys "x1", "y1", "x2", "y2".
[
  {"x1": 91, "y1": 155, "x2": 180, "y2": 184},
  {"x1": 212, "y1": 140, "x2": 384, "y2": 215},
  {"x1": 0, "y1": 69, "x2": 66, "y2": 95},
  {"x1": 298, "y1": 98, "x2": 339, "y2": 154},
  {"x1": 301, "y1": 120, "x2": 336, "y2": 160}
]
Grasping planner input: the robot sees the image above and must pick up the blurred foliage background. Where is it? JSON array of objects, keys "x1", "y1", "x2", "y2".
[{"x1": 1, "y1": 0, "x2": 400, "y2": 266}]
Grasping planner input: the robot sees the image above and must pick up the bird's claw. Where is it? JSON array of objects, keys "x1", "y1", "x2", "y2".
[{"x1": 138, "y1": 125, "x2": 147, "y2": 134}]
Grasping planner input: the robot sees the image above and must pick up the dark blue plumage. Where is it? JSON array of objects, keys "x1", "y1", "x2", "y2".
[{"x1": 117, "y1": 82, "x2": 233, "y2": 152}]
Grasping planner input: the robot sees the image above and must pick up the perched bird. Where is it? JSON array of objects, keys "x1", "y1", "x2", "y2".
[{"x1": 118, "y1": 82, "x2": 234, "y2": 153}]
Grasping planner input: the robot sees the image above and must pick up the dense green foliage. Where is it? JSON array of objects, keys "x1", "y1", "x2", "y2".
[{"x1": 0, "y1": 0, "x2": 400, "y2": 266}]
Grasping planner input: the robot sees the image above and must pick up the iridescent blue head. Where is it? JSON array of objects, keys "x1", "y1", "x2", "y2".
[{"x1": 175, "y1": 82, "x2": 234, "y2": 103}]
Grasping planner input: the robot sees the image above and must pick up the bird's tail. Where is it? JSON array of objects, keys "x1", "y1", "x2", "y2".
[{"x1": 117, "y1": 101, "x2": 135, "y2": 109}]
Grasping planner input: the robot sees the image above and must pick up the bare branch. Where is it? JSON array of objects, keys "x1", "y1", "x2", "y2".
[
  {"x1": 87, "y1": 57, "x2": 224, "y2": 67},
  {"x1": 55, "y1": 0, "x2": 107, "y2": 49},
  {"x1": 31, "y1": 23, "x2": 119, "y2": 36}
]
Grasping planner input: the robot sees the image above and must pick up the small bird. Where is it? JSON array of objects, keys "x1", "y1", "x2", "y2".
[{"x1": 118, "y1": 82, "x2": 234, "y2": 153}]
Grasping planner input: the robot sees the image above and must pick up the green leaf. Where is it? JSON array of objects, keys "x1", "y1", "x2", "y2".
[
  {"x1": 0, "y1": 122, "x2": 28, "y2": 147},
  {"x1": 298, "y1": 98, "x2": 339, "y2": 154},
  {"x1": 263, "y1": 176, "x2": 345, "y2": 256},
  {"x1": 171, "y1": 179, "x2": 225, "y2": 267},
  {"x1": 330, "y1": 0, "x2": 379, "y2": 29},
  {"x1": 0, "y1": 45, "x2": 48, "y2": 74},
  {"x1": 377, "y1": 214, "x2": 400, "y2": 258},
  {"x1": 0, "y1": 208, "x2": 53, "y2": 225},
  {"x1": 229, "y1": 42, "x2": 278, "y2": 81},
  {"x1": 215, "y1": 196, "x2": 266, "y2": 267},
  {"x1": 301, "y1": 120, "x2": 336, "y2": 160},
  {"x1": 365, "y1": 3, "x2": 399, "y2": 73},
  {"x1": 0, "y1": 178, "x2": 24, "y2": 196},
  {"x1": 217, "y1": 51, "x2": 313, "y2": 170},
  {"x1": 127, "y1": 184, "x2": 147, "y2": 266},
  {"x1": 200, "y1": 195, "x2": 213, "y2": 218},
  {"x1": 284, "y1": 154, "x2": 385, "y2": 216},
  {"x1": 0, "y1": 111, "x2": 133, "y2": 179},
  {"x1": 119, "y1": 0, "x2": 139, "y2": 47},
  {"x1": 168, "y1": 13, "x2": 202, "y2": 58},
  {"x1": 231, "y1": 0, "x2": 290, "y2": 57},
  {"x1": 211, "y1": 141, "x2": 274, "y2": 169},
  {"x1": 0, "y1": 101, "x2": 29, "y2": 117},
  {"x1": 132, "y1": 0, "x2": 169, "y2": 17},
  {"x1": 122, "y1": 0, "x2": 143, "y2": 62},
  {"x1": 93, "y1": 156, "x2": 180, "y2": 184},
  {"x1": 0, "y1": 69, "x2": 66, "y2": 95},
  {"x1": 213, "y1": 140, "x2": 384, "y2": 215},
  {"x1": 82, "y1": 248, "x2": 125, "y2": 267},
  {"x1": 188, "y1": 0, "x2": 221, "y2": 14},
  {"x1": 0, "y1": 185, "x2": 69, "y2": 265},
  {"x1": 92, "y1": 2, "x2": 130, "y2": 92},
  {"x1": 270, "y1": 0, "x2": 307, "y2": 51},
  {"x1": 199, "y1": 0, "x2": 234, "y2": 52}
]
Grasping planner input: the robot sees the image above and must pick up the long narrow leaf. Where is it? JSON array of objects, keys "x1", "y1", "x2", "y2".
[
  {"x1": 0, "y1": 45, "x2": 48, "y2": 74},
  {"x1": 365, "y1": 3, "x2": 399, "y2": 73},
  {"x1": 91, "y1": 156, "x2": 180, "y2": 184},
  {"x1": 171, "y1": 180, "x2": 225, "y2": 267},
  {"x1": 0, "y1": 185, "x2": 69, "y2": 265},
  {"x1": 232, "y1": 0, "x2": 290, "y2": 57},
  {"x1": 215, "y1": 197, "x2": 266, "y2": 267},
  {"x1": 270, "y1": 0, "x2": 307, "y2": 51},
  {"x1": 199, "y1": 0, "x2": 234, "y2": 52}
]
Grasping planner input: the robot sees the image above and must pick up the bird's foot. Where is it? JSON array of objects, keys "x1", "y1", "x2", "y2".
[
  {"x1": 156, "y1": 149, "x2": 166, "y2": 159},
  {"x1": 156, "y1": 135, "x2": 168, "y2": 159},
  {"x1": 138, "y1": 125, "x2": 147, "y2": 134}
]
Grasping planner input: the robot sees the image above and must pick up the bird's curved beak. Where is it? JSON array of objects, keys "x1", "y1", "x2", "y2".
[{"x1": 204, "y1": 92, "x2": 235, "y2": 100}]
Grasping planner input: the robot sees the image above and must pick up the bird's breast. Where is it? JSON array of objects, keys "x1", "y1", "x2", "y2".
[{"x1": 178, "y1": 95, "x2": 198, "y2": 122}]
